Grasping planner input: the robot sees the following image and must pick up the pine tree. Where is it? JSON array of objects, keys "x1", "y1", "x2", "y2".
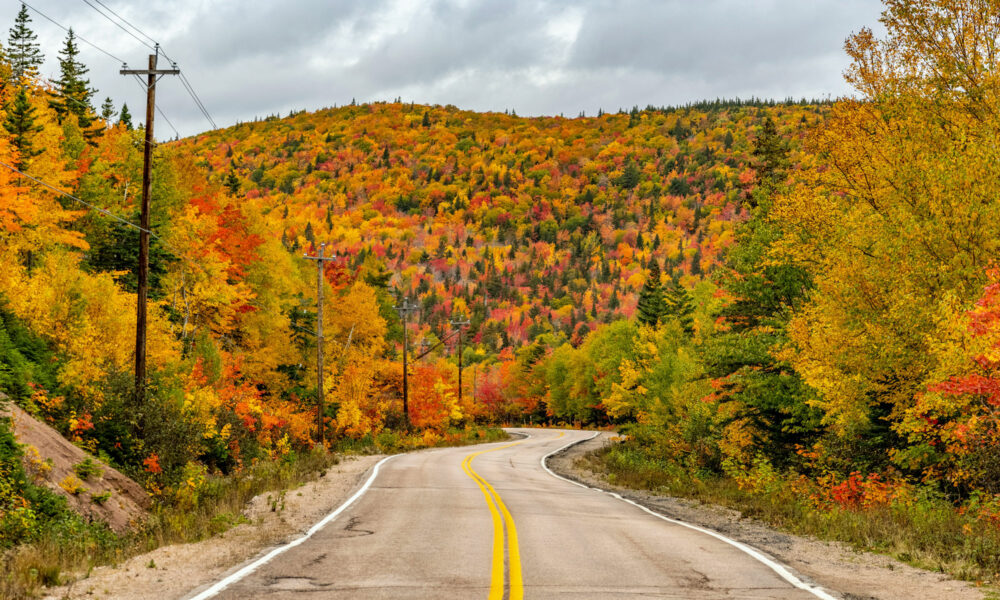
[
  {"x1": 7, "y1": 4, "x2": 43, "y2": 86},
  {"x1": 100, "y1": 97, "x2": 115, "y2": 124},
  {"x1": 750, "y1": 117, "x2": 789, "y2": 195},
  {"x1": 118, "y1": 103, "x2": 133, "y2": 129},
  {"x1": 615, "y1": 158, "x2": 641, "y2": 189},
  {"x1": 636, "y1": 261, "x2": 665, "y2": 327},
  {"x1": 224, "y1": 170, "x2": 240, "y2": 195},
  {"x1": 663, "y1": 278, "x2": 695, "y2": 336},
  {"x1": 49, "y1": 29, "x2": 96, "y2": 131},
  {"x1": 3, "y1": 86, "x2": 42, "y2": 169}
]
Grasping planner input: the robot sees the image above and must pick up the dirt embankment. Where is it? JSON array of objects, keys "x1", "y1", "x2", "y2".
[
  {"x1": 3, "y1": 400, "x2": 149, "y2": 532},
  {"x1": 44, "y1": 454, "x2": 385, "y2": 600},
  {"x1": 547, "y1": 433, "x2": 989, "y2": 600}
]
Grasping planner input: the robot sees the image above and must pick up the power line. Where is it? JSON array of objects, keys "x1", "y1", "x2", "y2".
[
  {"x1": 0, "y1": 157, "x2": 156, "y2": 238},
  {"x1": 130, "y1": 77, "x2": 180, "y2": 138},
  {"x1": 157, "y1": 46, "x2": 218, "y2": 131},
  {"x1": 73, "y1": 0, "x2": 219, "y2": 132},
  {"x1": 28, "y1": 0, "x2": 192, "y2": 139},
  {"x1": 21, "y1": 1, "x2": 126, "y2": 65},
  {"x1": 80, "y1": 0, "x2": 155, "y2": 51},
  {"x1": 178, "y1": 71, "x2": 217, "y2": 130},
  {"x1": 0, "y1": 158, "x2": 216, "y2": 280},
  {"x1": 87, "y1": 0, "x2": 158, "y2": 47}
]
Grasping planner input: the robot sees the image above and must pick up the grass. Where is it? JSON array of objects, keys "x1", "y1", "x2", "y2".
[
  {"x1": 0, "y1": 425, "x2": 507, "y2": 599},
  {"x1": 583, "y1": 442, "x2": 1000, "y2": 586}
]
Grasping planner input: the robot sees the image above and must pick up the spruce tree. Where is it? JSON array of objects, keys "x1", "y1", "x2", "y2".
[
  {"x1": 49, "y1": 29, "x2": 96, "y2": 131},
  {"x1": 8, "y1": 4, "x2": 43, "y2": 86},
  {"x1": 663, "y1": 278, "x2": 695, "y2": 336},
  {"x1": 224, "y1": 170, "x2": 240, "y2": 195},
  {"x1": 750, "y1": 117, "x2": 789, "y2": 194},
  {"x1": 118, "y1": 103, "x2": 133, "y2": 129},
  {"x1": 100, "y1": 97, "x2": 115, "y2": 124},
  {"x1": 636, "y1": 261, "x2": 665, "y2": 327},
  {"x1": 3, "y1": 86, "x2": 42, "y2": 169}
]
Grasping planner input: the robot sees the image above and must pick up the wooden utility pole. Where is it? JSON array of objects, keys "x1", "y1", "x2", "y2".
[
  {"x1": 450, "y1": 317, "x2": 470, "y2": 405},
  {"x1": 121, "y1": 48, "x2": 179, "y2": 399},
  {"x1": 304, "y1": 243, "x2": 336, "y2": 445},
  {"x1": 393, "y1": 298, "x2": 417, "y2": 428}
]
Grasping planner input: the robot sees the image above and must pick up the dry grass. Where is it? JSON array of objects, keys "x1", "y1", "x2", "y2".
[
  {"x1": 0, "y1": 448, "x2": 339, "y2": 599},
  {"x1": 586, "y1": 444, "x2": 1000, "y2": 585}
]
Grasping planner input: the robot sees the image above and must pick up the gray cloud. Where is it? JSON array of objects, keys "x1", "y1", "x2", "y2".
[{"x1": 20, "y1": 0, "x2": 884, "y2": 138}]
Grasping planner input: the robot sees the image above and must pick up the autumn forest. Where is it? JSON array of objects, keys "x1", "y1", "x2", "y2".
[{"x1": 4, "y1": 0, "x2": 1000, "y2": 593}]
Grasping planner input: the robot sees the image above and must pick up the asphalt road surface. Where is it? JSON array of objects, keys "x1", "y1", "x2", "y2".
[{"x1": 198, "y1": 429, "x2": 833, "y2": 599}]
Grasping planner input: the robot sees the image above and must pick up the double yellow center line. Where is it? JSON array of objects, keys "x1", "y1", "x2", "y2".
[{"x1": 461, "y1": 440, "x2": 525, "y2": 600}]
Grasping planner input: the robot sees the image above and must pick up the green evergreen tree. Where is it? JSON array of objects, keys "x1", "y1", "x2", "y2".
[
  {"x1": 750, "y1": 117, "x2": 789, "y2": 199},
  {"x1": 118, "y1": 103, "x2": 133, "y2": 129},
  {"x1": 3, "y1": 86, "x2": 42, "y2": 169},
  {"x1": 224, "y1": 170, "x2": 240, "y2": 195},
  {"x1": 99, "y1": 96, "x2": 115, "y2": 124},
  {"x1": 704, "y1": 137, "x2": 816, "y2": 466},
  {"x1": 636, "y1": 261, "x2": 665, "y2": 327},
  {"x1": 7, "y1": 5, "x2": 43, "y2": 86},
  {"x1": 49, "y1": 29, "x2": 97, "y2": 133},
  {"x1": 663, "y1": 278, "x2": 695, "y2": 336},
  {"x1": 615, "y1": 158, "x2": 641, "y2": 189}
]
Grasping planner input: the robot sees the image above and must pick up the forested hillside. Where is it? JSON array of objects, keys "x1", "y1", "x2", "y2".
[{"x1": 176, "y1": 100, "x2": 825, "y2": 351}]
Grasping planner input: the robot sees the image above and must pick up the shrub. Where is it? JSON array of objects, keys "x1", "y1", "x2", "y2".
[
  {"x1": 72, "y1": 457, "x2": 103, "y2": 481},
  {"x1": 58, "y1": 475, "x2": 86, "y2": 496}
]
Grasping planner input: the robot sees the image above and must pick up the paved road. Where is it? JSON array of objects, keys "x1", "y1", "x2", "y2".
[{"x1": 202, "y1": 429, "x2": 830, "y2": 599}]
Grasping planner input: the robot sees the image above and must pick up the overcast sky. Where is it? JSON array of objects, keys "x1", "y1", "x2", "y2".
[{"x1": 17, "y1": 0, "x2": 885, "y2": 139}]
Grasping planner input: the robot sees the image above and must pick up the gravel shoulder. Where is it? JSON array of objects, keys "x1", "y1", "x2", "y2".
[
  {"x1": 546, "y1": 432, "x2": 990, "y2": 600},
  {"x1": 43, "y1": 454, "x2": 385, "y2": 600}
]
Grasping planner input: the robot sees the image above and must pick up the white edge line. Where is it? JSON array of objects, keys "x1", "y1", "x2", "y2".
[
  {"x1": 539, "y1": 431, "x2": 839, "y2": 600},
  {"x1": 186, "y1": 454, "x2": 397, "y2": 600}
]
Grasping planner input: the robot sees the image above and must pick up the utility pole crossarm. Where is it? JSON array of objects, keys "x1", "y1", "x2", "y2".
[{"x1": 119, "y1": 68, "x2": 180, "y2": 76}]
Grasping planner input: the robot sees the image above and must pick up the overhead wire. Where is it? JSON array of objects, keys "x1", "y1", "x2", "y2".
[
  {"x1": 130, "y1": 77, "x2": 181, "y2": 138},
  {"x1": 0, "y1": 158, "x2": 157, "y2": 239},
  {"x1": 5, "y1": 3, "x2": 222, "y2": 281},
  {"x1": 80, "y1": 0, "x2": 154, "y2": 51},
  {"x1": 74, "y1": 0, "x2": 220, "y2": 132},
  {"x1": 21, "y1": 1, "x2": 125, "y2": 64},
  {"x1": 83, "y1": 0, "x2": 156, "y2": 50},
  {"x1": 22, "y1": 0, "x2": 183, "y2": 141},
  {"x1": 0, "y1": 159, "x2": 217, "y2": 278},
  {"x1": 177, "y1": 71, "x2": 217, "y2": 130}
]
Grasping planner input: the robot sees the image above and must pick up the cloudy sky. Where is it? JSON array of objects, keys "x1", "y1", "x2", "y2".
[{"x1": 18, "y1": 0, "x2": 885, "y2": 139}]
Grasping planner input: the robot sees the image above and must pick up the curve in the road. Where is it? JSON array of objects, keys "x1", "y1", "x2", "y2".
[
  {"x1": 538, "y1": 430, "x2": 838, "y2": 600},
  {"x1": 461, "y1": 438, "x2": 527, "y2": 600},
  {"x1": 186, "y1": 429, "x2": 841, "y2": 599}
]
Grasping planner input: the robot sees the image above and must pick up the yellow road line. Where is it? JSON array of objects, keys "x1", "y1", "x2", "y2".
[{"x1": 462, "y1": 440, "x2": 525, "y2": 600}]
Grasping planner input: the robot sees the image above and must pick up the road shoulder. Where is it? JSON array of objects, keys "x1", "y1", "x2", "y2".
[
  {"x1": 546, "y1": 433, "x2": 988, "y2": 600},
  {"x1": 43, "y1": 454, "x2": 386, "y2": 600}
]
